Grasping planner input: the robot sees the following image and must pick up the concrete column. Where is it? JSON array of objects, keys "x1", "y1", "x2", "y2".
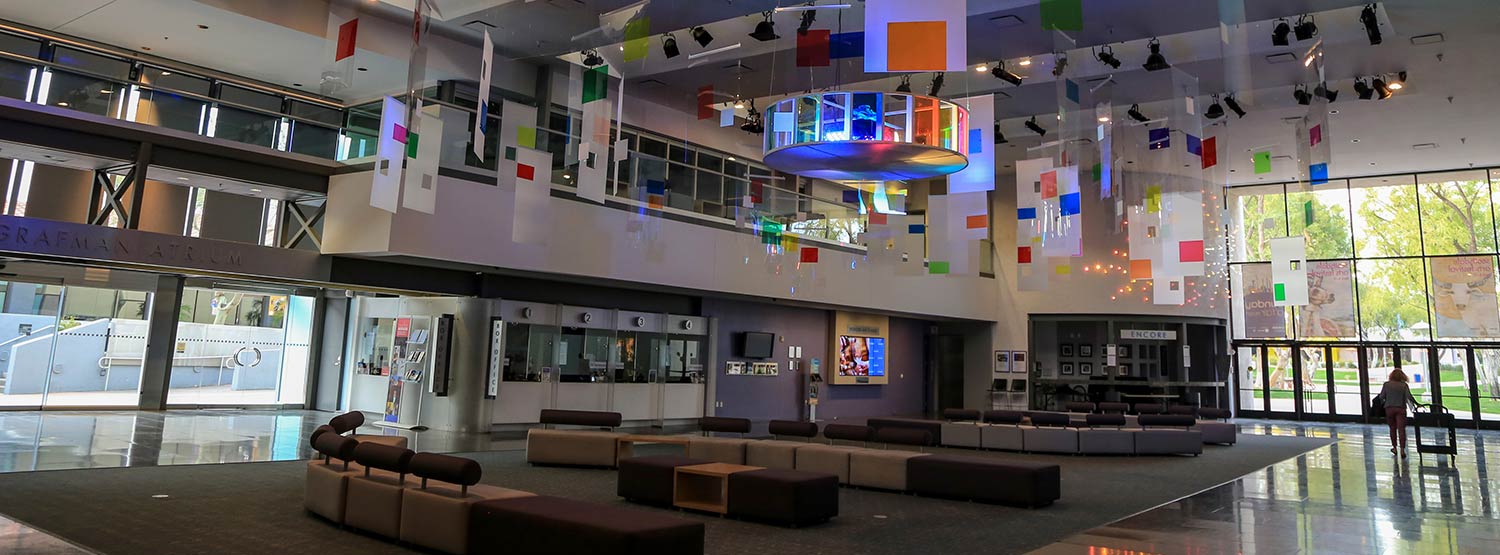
[{"x1": 137, "y1": 275, "x2": 185, "y2": 410}]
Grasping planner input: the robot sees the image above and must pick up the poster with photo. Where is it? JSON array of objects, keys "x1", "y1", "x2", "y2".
[
  {"x1": 1299, "y1": 261, "x2": 1357, "y2": 339},
  {"x1": 1241, "y1": 264, "x2": 1287, "y2": 338},
  {"x1": 1432, "y1": 256, "x2": 1500, "y2": 338}
]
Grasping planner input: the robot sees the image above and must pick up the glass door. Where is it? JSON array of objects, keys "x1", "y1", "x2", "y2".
[
  {"x1": 1266, "y1": 345, "x2": 1300, "y2": 417},
  {"x1": 40, "y1": 285, "x2": 154, "y2": 408},
  {"x1": 1330, "y1": 346, "x2": 1368, "y2": 420},
  {"x1": 166, "y1": 287, "x2": 315, "y2": 406},
  {"x1": 1236, "y1": 345, "x2": 1265, "y2": 413},
  {"x1": 1300, "y1": 346, "x2": 1331, "y2": 416},
  {"x1": 0, "y1": 281, "x2": 63, "y2": 408},
  {"x1": 1472, "y1": 348, "x2": 1500, "y2": 423}
]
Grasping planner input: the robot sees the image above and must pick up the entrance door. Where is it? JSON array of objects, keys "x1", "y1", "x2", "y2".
[
  {"x1": 35, "y1": 285, "x2": 154, "y2": 408},
  {"x1": 1471, "y1": 348, "x2": 1500, "y2": 424},
  {"x1": 932, "y1": 335, "x2": 964, "y2": 413},
  {"x1": 0, "y1": 280, "x2": 63, "y2": 409},
  {"x1": 1265, "y1": 345, "x2": 1300, "y2": 417},
  {"x1": 1236, "y1": 345, "x2": 1265, "y2": 414}
]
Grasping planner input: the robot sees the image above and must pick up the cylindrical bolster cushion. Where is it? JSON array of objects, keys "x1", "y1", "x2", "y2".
[
  {"x1": 699, "y1": 416, "x2": 752, "y2": 434},
  {"x1": 1134, "y1": 403, "x2": 1165, "y2": 414},
  {"x1": 768, "y1": 420, "x2": 818, "y2": 438},
  {"x1": 822, "y1": 424, "x2": 872, "y2": 442},
  {"x1": 873, "y1": 427, "x2": 931, "y2": 446},
  {"x1": 1064, "y1": 402, "x2": 1097, "y2": 413},
  {"x1": 313, "y1": 432, "x2": 357, "y2": 461},
  {"x1": 1097, "y1": 402, "x2": 1130, "y2": 413},
  {"x1": 328, "y1": 411, "x2": 366, "y2": 434},
  {"x1": 1139, "y1": 414, "x2": 1196, "y2": 428},
  {"x1": 1167, "y1": 405, "x2": 1200, "y2": 416},
  {"x1": 310, "y1": 425, "x2": 336, "y2": 446},
  {"x1": 1085, "y1": 414, "x2": 1126, "y2": 427},
  {"x1": 942, "y1": 408, "x2": 982, "y2": 421},
  {"x1": 353, "y1": 442, "x2": 414, "y2": 473},
  {"x1": 409, "y1": 452, "x2": 482, "y2": 486},
  {"x1": 538, "y1": 409, "x2": 623, "y2": 428},
  {"x1": 1199, "y1": 408, "x2": 1230, "y2": 419},
  {"x1": 983, "y1": 410, "x2": 1024, "y2": 424},
  {"x1": 1029, "y1": 412, "x2": 1070, "y2": 427}
]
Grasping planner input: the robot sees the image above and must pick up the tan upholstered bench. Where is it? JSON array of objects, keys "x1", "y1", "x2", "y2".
[
  {"x1": 848, "y1": 449, "x2": 930, "y2": 491},
  {"x1": 525, "y1": 428, "x2": 623, "y2": 467}
]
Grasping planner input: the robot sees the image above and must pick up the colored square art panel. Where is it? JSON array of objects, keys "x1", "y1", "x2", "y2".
[
  {"x1": 886, "y1": 21, "x2": 947, "y2": 71},
  {"x1": 1179, "y1": 240, "x2": 1205, "y2": 263},
  {"x1": 1310, "y1": 162, "x2": 1329, "y2": 185},
  {"x1": 1148, "y1": 127, "x2": 1170, "y2": 150},
  {"x1": 1018, "y1": 246, "x2": 1032, "y2": 264},
  {"x1": 796, "y1": 29, "x2": 831, "y2": 67},
  {"x1": 1041, "y1": 171, "x2": 1058, "y2": 198}
]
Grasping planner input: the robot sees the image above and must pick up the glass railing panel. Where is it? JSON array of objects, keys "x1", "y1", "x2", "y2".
[
  {"x1": 41, "y1": 69, "x2": 124, "y2": 117},
  {"x1": 210, "y1": 105, "x2": 279, "y2": 149},
  {"x1": 288, "y1": 120, "x2": 339, "y2": 159},
  {"x1": 133, "y1": 88, "x2": 207, "y2": 134},
  {"x1": 0, "y1": 58, "x2": 33, "y2": 101}
]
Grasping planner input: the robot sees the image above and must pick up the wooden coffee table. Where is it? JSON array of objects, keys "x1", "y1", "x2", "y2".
[
  {"x1": 615, "y1": 434, "x2": 693, "y2": 464},
  {"x1": 672, "y1": 462, "x2": 763, "y2": 514}
]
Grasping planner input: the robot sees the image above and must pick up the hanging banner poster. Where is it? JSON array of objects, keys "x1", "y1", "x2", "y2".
[
  {"x1": 384, "y1": 317, "x2": 412, "y2": 423},
  {"x1": 1300, "y1": 261, "x2": 1357, "y2": 339},
  {"x1": 1431, "y1": 256, "x2": 1500, "y2": 338},
  {"x1": 1241, "y1": 264, "x2": 1287, "y2": 338}
]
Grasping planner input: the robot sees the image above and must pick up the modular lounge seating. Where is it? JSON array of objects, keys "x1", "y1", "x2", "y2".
[
  {"x1": 866, "y1": 417, "x2": 942, "y2": 446},
  {"x1": 1134, "y1": 415, "x2": 1204, "y2": 456},
  {"x1": 1190, "y1": 407, "x2": 1237, "y2": 445},
  {"x1": 1076, "y1": 414, "x2": 1135, "y2": 455},
  {"x1": 907, "y1": 455, "x2": 1061, "y2": 507},
  {"x1": 526, "y1": 410, "x2": 626, "y2": 468},
  {"x1": 939, "y1": 409, "x2": 984, "y2": 448},
  {"x1": 686, "y1": 416, "x2": 753, "y2": 464},
  {"x1": 400, "y1": 453, "x2": 535, "y2": 554},
  {"x1": 979, "y1": 410, "x2": 1026, "y2": 451},
  {"x1": 746, "y1": 420, "x2": 820, "y2": 469},
  {"x1": 306, "y1": 425, "x2": 706, "y2": 555},
  {"x1": 616, "y1": 453, "x2": 840, "y2": 527},
  {"x1": 470, "y1": 496, "x2": 704, "y2": 555},
  {"x1": 618, "y1": 455, "x2": 712, "y2": 507},
  {"x1": 328, "y1": 410, "x2": 409, "y2": 449},
  {"x1": 1020, "y1": 412, "x2": 1080, "y2": 454}
]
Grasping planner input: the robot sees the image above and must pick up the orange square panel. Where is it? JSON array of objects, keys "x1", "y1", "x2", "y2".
[
  {"x1": 887, "y1": 21, "x2": 947, "y2": 71},
  {"x1": 1129, "y1": 259, "x2": 1153, "y2": 280}
]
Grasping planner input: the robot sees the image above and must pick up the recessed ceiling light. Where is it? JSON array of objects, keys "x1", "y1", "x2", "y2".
[
  {"x1": 727, "y1": 156, "x2": 736, "y2": 161},
  {"x1": 1265, "y1": 52, "x2": 1296, "y2": 64},
  {"x1": 1097, "y1": 116, "x2": 1110, "y2": 122},
  {"x1": 357, "y1": 67, "x2": 368, "y2": 72},
  {"x1": 1370, "y1": 162, "x2": 1377, "y2": 166},
  {"x1": 161, "y1": 71, "x2": 171, "y2": 76},
  {"x1": 1410, "y1": 33, "x2": 1444, "y2": 45},
  {"x1": 141, "y1": 46, "x2": 151, "y2": 51},
  {"x1": 56, "y1": 102, "x2": 68, "y2": 106},
  {"x1": 250, "y1": 188, "x2": 262, "y2": 192},
  {"x1": 197, "y1": 24, "x2": 209, "y2": 30},
  {"x1": 99, "y1": 89, "x2": 112, "y2": 94},
  {"x1": 176, "y1": 177, "x2": 190, "y2": 181},
  {"x1": 1018, "y1": 59, "x2": 1032, "y2": 66},
  {"x1": 292, "y1": 83, "x2": 303, "y2": 87},
  {"x1": 975, "y1": 64, "x2": 988, "y2": 73},
  {"x1": 1328, "y1": 109, "x2": 1339, "y2": 114},
  {"x1": 1351, "y1": 138, "x2": 1360, "y2": 143}
]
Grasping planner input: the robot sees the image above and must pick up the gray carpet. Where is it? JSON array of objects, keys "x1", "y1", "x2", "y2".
[{"x1": 0, "y1": 434, "x2": 1333, "y2": 555}]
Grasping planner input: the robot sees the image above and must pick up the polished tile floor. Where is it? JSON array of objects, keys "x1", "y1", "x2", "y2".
[
  {"x1": 1028, "y1": 420, "x2": 1500, "y2": 555},
  {"x1": 0, "y1": 411, "x2": 1495, "y2": 554}
]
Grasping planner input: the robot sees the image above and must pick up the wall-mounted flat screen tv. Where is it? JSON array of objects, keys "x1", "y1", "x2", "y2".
[
  {"x1": 836, "y1": 335, "x2": 885, "y2": 377},
  {"x1": 741, "y1": 332, "x2": 775, "y2": 359}
]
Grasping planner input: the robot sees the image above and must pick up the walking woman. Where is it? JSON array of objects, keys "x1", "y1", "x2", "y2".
[{"x1": 1380, "y1": 369, "x2": 1419, "y2": 457}]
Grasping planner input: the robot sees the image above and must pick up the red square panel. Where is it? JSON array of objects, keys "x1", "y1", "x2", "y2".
[
  {"x1": 800, "y1": 247, "x2": 819, "y2": 263},
  {"x1": 1041, "y1": 171, "x2": 1058, "y2": 198},
  {"x1": 1179, "y1": 240, "x2": 1205, "y2": 263},
  {"x1": 1017, "y1": 246, "x2": 1032, "y2": 264},
  {"x1": 869, "y1": 212, "x2": 888, "y2": 226},
  {"x1": 516, "y1": 163, "x2": 535, "y2": 181}
]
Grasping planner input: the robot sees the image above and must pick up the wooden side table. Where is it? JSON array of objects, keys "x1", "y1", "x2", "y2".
[{"x1": 672, "y1": 462, "x2": 763, "y2": 514}]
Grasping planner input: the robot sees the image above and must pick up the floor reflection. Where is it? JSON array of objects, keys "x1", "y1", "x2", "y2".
[
  {"x1": 0, "y1": 409, "x2": 521, "y2": 473},
  {"x1": 1029, "y1": 420, "x2": 1500, "y2": 555}
]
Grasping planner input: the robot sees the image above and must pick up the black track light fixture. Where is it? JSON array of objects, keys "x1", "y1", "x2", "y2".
[
  {"x1": 1205, "y1": 95, "x2": 1225, "y2": 119},
  {"x1": 582, "y1": 49, "x2": 603, "y2": 66},
  {"x1": 1142, "y1": 38, "x2": 1170, "y2": 71},
  {"x1": 1271, "y1": 18, "x2": 1291, "y2": 46},
  {"x1": 927, "y1": 72, "x2": 945, "y2": 96},
  {"x1": 1127, "y1": 104, "x2": 1150, "y2": 123},
  {"x1": 1360, "y1": 4, "x2": 1382, "y2": 45},
  {"x1": 1354, "y1": 78, "x2": 1374, "y2": 100},
  {"x1": 1224, "y1": 94, "x2": 1246, "y2": 118},
  {"x1": 1294, "y1": 14, "x2": 1318, "y2": 41},
  {"x1": 895, "y1": 74, "x2": 912, "y2": 93},
  {"x1": 1372, "y1": 76, "x2": 1392, "y2": 99},
  {"x1": 1294, "y1": 85, "x2": 1312, "y2": 105},
  {"x1": 749, "y1": 11, "x2": 779, "y2": 42},
  {"x1": 1095, "y1": 45, "x2": 1121, "y2": 69},
  {"x1": 1052, "y1": 53, "x2": 1068, "y2": 77},
  {"x1": 991, "y1": 61, "x2": 1023, "y2": 86},
  {"x1": 1314, "y1": 83, "x2": 1338, "y2": 103},
  {"x1": 741, "y1": 99, "x2": 763, "y2": 134},
  {"x1": 797, "y1": 8, "x2": 816, "y2": 36},
  {"x1": 1024, "y1": 116, "x2": 1046, "y2": 136},
  {"x1": 1387, "y1": 70, "x2": 1407, "y2": 91},
  {"x1": 994, "y1": 123, "x2": 1007, "y2": 144},
  {"x1": 662, "y1": 34, "x2": 680, "y2": 58},
  {"x1": 691, "y1": 26, "x2": 714, "y2": 47}
]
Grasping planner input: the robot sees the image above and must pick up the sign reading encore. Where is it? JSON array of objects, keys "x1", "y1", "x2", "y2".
[
  {"x1": 0, "y1": 215, "x2": 327, "y2": 281},
  {"x1": 1120, "y1": 329, "x2": 1177, "y2": 341}
]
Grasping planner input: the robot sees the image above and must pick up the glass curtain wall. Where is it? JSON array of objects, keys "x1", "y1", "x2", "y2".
[
  {"x1": 165, "y1": 287, "x2": 314, "y2": 406},
  {"x1": 1228, "y1": 169, "x2": 1500, "y2": 423},
  {"x1": 0, "y1": 281, "x2": 154, "y2": 408}
]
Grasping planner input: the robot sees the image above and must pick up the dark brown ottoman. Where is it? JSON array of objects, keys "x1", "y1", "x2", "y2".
[
  {"x1": 907, "y1": 455, "x2": 1061, "y2": 507},
  {"x1": 617, "y1": 455, "x2": 710, "y2": 506},
  {"x1": 468, "y1": 496, "x2": 703, "y2": 555},
  {"x1": 727, "y1": 469, "x2": 839, "y2": 527}
]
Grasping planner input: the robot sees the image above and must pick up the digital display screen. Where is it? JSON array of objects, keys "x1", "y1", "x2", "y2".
[
  {"x1": 837, "y1": 336, "x2": 885, "y2": 377},
  {"x1": 742, "y1": 332, "x2": 775, "y2": 359}
]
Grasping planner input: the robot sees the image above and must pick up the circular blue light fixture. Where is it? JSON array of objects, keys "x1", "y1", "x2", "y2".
[{"x1": 762, "y1": 91, "x2": 970, "y2": 181}]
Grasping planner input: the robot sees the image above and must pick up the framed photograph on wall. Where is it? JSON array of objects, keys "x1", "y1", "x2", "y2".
[
  {"x1": 1120, "y1": 363, "x2": 1133, "y2": 376},
  {"x1": 1060, "y1": 344, "x2": 1074, "y2": 357},
  {"x1": 1080, "y1": 362, "x2": 1093, "y2": 375},
  {"x1": 1061, "y1": 362, "x2": 1075, "y2": 375},
  {"x1": 1011, "y1": 351, "x2": 1027, "y2": 373},
  {"x1": 1119, "y1": 344, "x2": 1132, "y2": 359},
  {"x1": 1080, "y1": 344, "x2": 1093, "y2": 358}
]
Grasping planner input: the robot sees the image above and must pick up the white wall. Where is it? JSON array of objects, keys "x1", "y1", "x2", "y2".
[{"x1": 323, "y1": 171, "x2": 998, "y2": 323}]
